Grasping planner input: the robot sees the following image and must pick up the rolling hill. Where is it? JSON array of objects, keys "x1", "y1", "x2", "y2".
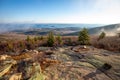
[
  {"x1": 88, "y1": 23, "x2": 120, "y2": 36},
  {"x1": 1, "y1": 23, "x2": 120, "y2": 36},
  {"x1": 64, "y1": 23, "x2": 120, "y2": 36}
]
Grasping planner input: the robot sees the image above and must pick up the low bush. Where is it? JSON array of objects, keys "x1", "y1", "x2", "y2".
[{"x1": 91, "y1": 36, "x2": 120, "y2": 52}]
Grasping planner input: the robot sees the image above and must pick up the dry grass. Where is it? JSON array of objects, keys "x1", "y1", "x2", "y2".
[
  {"x1": 90, "y1": 36, "x2": 120, "y2": 52},
  {"x1": 0, "y1": 33, "x2": 120, "y2": 54}
]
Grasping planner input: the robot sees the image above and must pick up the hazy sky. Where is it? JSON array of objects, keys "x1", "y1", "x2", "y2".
[{"x1": 0, "y1": 0, "x2": 120, "y2": 24}]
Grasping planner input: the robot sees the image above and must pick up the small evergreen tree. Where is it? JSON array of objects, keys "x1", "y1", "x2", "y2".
[
  {"x1": 78, "y1": 28, "x2": 90, "y2": 45},
  {"x1": 19, "y1": 41, "x2": 25, "y2": 49},
  {"x1": 56, "y1": 34, "x2": 62, "y2": 45},
  {"x1": 47, "y1": 31, "x2": 54, "y2": 46},
  {"x1": 34, "y1": 36, "x2": 38, "y2": 41},
  {"x1": 98, "y1": 32, "x2": 106, "y2": 41},
  {"x1": 26, "y1": 36, "x2": 31, "y2": 42}
]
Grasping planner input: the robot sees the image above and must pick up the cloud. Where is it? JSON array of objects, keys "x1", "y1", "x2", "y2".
[
  {"x1": 38, "y1": 0, "x2": 120, "y2": 24},
  {"x1": 93, "y1": 0, "x2": 120, "y2": 17},
  {"x1": 60, "y1": 0, "x2": 120, "y2": 24},
  {"x1": 80, "y1": 0, "x2": 120, "y2": 24}
]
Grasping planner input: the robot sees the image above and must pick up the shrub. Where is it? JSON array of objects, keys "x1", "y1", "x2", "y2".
[
  {"x1": 56, "y1": 34, "x2": 62, "y2": 46},
  {"x1": 19, "y1": 41, "x2": 25, "y2": 49},
  {"x1": 26, "y1": 36, "x2": 31, "y2": 42},
  {"x1": 91, "y1": 36, "x2": 120, "y2": 52},
  {"x1": 34, "y1": 37, "x2": 38, "y2": 41},
  {"x1": 47, "y1": 31, "x2": 54, "y2": 47},
  {"x1": 98, "y1": 32, "x2": 106, "y2": 41},
  {"x1": 78, "y1": 28, "x2": 90, "y2": 45},
  {"x1": 40, "y1": 36, "x2": 44, "y2": 40}
]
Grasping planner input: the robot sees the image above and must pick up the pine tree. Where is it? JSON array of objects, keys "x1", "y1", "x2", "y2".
[
  {"x1": 34, "y1": 37, "x2": 37, "y2": 41},
  {"x1": 26, "y1": 36, "x2": 31, "y2": 42},
  {"x1": 98, "y1": 32, "x2": 106, "y2": 41},
  {"x1": 57, "y1": 34, "x2": 62, "y2": 45},
  {"x1": 19, "y1": 41, "x2": 25, "y2": 49},
  {"x1": 78, "y1": 28, "x2": 90, "y2": 45},
  {"x1": 47, "y1": 31, "x2": 54, "y2": 46}
]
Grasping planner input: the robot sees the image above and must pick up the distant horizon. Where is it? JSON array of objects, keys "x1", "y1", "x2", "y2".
[
  {"x1": 0, "y1": 23, "x2": 119, "y2": 34},
  {"x1": 0, "y1": 20, "x2": 119, "y2": 25},
  {"x1": 0, "y1": 23, "x2": 107, "y2": 33},
  {"x1": 0, "y1": 22, "x2": 118, "y2": 25}
]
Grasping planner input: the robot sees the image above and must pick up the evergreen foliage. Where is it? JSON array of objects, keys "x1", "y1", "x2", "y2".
[
  {"x1": 98, "y1": 32, "x2": 106, "y2": 41},
  {"x1": 56, "y1": 34, "x2": 62, "y2": 45},
  {"x1": 78, "y1": 28, "x2": 90, "y2": 45},
  {"x1": 47, "y1": 31, "x2": 54, "y2": 46}
]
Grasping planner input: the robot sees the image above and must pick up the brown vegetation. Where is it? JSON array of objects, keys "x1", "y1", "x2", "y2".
[
  {"x1": 0, "y1": 36, "x2": 47, "y2": 54},
  {"x1": 91, "y1": 36, "x2": 120, "y2": 52},
  {"x1": 0, "y1": 32, "x2": 120, "y2": 55},
  {"x1": 0, "y1": 35, "x2": 79, "y2": 54}
]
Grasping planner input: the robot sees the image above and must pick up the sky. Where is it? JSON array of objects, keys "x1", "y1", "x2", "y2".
[{"x1": 0, "y1": 0, "x2": 120, "y2": 24}]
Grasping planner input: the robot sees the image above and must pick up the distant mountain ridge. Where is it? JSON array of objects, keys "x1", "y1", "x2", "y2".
[
  {"x1": 0, "y1": 23, "x2": 120, "y2": 36},
  {"x1": 63, "y1": 23, "x2": 120, "y2": 36},
  {"x1": 0, "y1": 23, "x2": 103, "y2": 33},
  {"x1": 88, "y1": 23, "x2": 120, "y2": 36}
]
